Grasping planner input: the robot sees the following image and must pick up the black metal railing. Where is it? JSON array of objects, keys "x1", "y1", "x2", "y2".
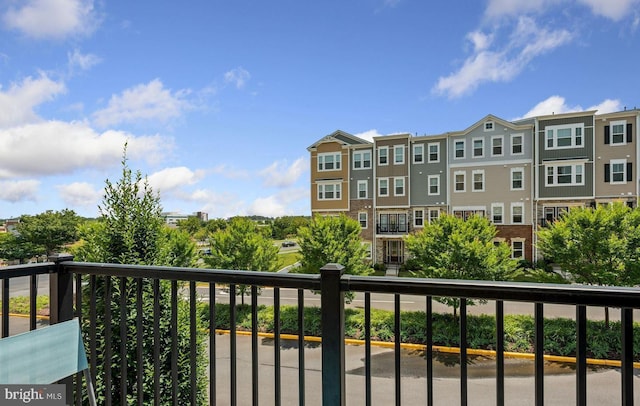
[
  {"x1": 376, "y1": 222, "x2": 411, "y2": 234},
  {"x1": 1, "y1": 255, "x2": 639, "y2": 405}
]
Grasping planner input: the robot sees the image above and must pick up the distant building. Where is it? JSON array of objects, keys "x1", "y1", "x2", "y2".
[{"x1": 162, "y1": 212, "x2": 208, "y2": 227}]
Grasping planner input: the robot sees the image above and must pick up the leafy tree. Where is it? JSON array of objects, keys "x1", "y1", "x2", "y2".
[
  {"x1": 272, "y1": 216, "x2": 310, "y2": 240},
  {"x1": 405, "y1": 214, "x2": 518, "y2": 316},
  {"x1": 0, "y1": 233, "x2": 44, "y2": 264},
  {"x1": 72, "y1": 153, "x2": 205, "y2": 405},
  {"x1": 177, "y1": 216, "x2": 204, "y2": 237},
  {"x1": 204, "y1": 217, "x2": 281, "y2": 304},
  {"x1": 16, "y1": 209, "x2": 81, "y2": 255},
  {"x1": 537, "y1": 202, "x2": 640, "y2": 326},
  {"x1": 297, "y1": 214, "x2": 372, "y2": 276}
]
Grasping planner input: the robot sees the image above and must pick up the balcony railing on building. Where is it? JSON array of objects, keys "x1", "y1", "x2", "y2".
[{"x1": 1, "y1": 255, "x2": 639, "y2": 405}]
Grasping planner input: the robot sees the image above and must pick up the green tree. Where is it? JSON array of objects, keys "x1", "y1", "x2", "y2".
[
  {"x1": 72, "y1": 154, "x2": 205, "y2": 405},
  {"x1": 204, "y1": 217, "x2": 281, "y2": 304},
  {"x1": 0, "y1": 233, "x2": 44, "y2": 264},
  {"x1": 177, "y1": 216, "x2": 204, "y2": 237},
  {"x1": 405, "y1": 214, "x2": 518, "y2": 316},
  {"x1": 16, "y1": 209, "x2": 81, "y2": 255},
  {"x1": 296, "y1": 214, "x2": 371, "y2": 276},
  {"x1": 537, "y1": 203, "x2": 640, "y2": 326},
  {"x1": 272, "y1": 216, "x2": 310, "y2": 239}
]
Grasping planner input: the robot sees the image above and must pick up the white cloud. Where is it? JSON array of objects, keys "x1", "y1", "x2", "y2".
[
  {"x1": 354, "y1": 129, "x2": 384, "y2": 142},
  {"x1": 0, "y1": 180, "x2": 40, "y2": 202},
  {"x1": 92, "y1": 79, "x2": 191, "y2": 127},
  {"x1": 248, "y1": 196, "x2": 288, "y2": 217},
  {"x1": 147, "y1": 167, "x2": 205, "y2": 194},
  {"x1": 259, "y1": 158, "x2": 307, "y2": 188},
  {"x1": 518, "y1": 96, "x2": 623, "y2": 118},
  {"x1": 0, "y1": 120, "x2": 169, "y2": 178},
  {"x1": 68, "y1": 49, "x2": 101, "y2": 71},
  {"x1": 2, "y1": 0, "x2": 98, "y2": 40},
  {"x1": 224, "y1": 67, "x2": 250, "y2": 89},
  {"x1": 433, "y1": 17, "x2": 572, "y2": 98},
  {"x1": 0, "y1": 73, "x2": 66, "y2": 128},
  {"x1": 577, "y1": 0, "x2": 639, "y2": 21},
  {"x1": 485, "y1": 0, "x2": 561, "y2": 19},
  {"x1": 467, "y1": 31, "x2": 493, "y2": 52},
  {"x1": 57, "y1": 182, "x2": 102, "y2": 207}
]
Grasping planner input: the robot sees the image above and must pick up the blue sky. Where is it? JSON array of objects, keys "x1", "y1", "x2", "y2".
[{"x1": 0, "y1": 0, "x2": 638, "y2": 219}]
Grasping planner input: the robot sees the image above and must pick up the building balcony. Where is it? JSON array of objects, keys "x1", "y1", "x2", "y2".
[
  {"x1": 1, "y1": 256, "x2": 639, "y2": 404},
  {"x1": 376, "y1": 222, "x2": 411, "y2": 235}
]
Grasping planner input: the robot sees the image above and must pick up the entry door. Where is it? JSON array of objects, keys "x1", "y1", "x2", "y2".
[{"x1": 386, "y1": 240, "x2": 404, "y2": 264}]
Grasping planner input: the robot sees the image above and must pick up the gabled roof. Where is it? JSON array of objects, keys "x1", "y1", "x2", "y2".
[
  {"x1": 448, "y1": 114, "x2": 533, "y2": 137},
  {"x1": 307, "y1": 130, "x2": 371, "y2": 151}
]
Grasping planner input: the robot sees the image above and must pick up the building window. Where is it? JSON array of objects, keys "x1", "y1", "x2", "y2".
[
  {"x1": 317, "y1": 183, "x2": 341, "y2": 200},
  {"x1": 546, "y1": 164, "x2": 584, "y2": 186},
  {"x1": 362, "y1": 242, "x2": 372, "y2": 259},
  {"x1": 414, "y1": 209, "x2": 424, "y2": 227},
  {"x1": 545, "y1": 124, "x2": 584, "y2": 149},
  {"x1": 318, "y1": 152, "x2": 341, "y2": 171},
  {"x1": 473, "y1": 138, "x2": 484, "y2": 158},
  {"x1": 357, "y1": 180, "x2": 368, "y2": 199},
  {"x1": 606, "y1": 159, "x2": 629, "y2": 184},
  {"x1": 511, "y1": 168, "x2": 524, "y2": 190},
  {"x1": 472, "y1": 169, "x2": 484, "y2": 192},
  {"x1": 454, "y1": 171, "x2": 466, "y2": 192},
  {"x1": 492, "y1": 136, "x2": 503, "y2": 156},
  {"x1": 378, "y1": 147, "x2": 388, "y2": 165},
  {"x1": 491, "y1": 203, "x2": 504, "y2": 224},
  {"x1": 378, "y1": 178, "x2": 389, "y2": 197},
  {"x1": 394, "y1": 177, "x2": 405, "y2": 196},
  {"x1": 428, "y1": 175, "x2": 440, "y2": 195},
  {"x1": 512, "y1": 240, "x2": 525, "y2": 259},
  {"x1": 394, "y1": 145, "x2": 405, "y2": 165},
  {"x1": 511, "y1": 134, "x2": 523, "y2": 155},
  {"x1": 428, "y1": 143, "x2": 440, "y2": 163},
  {"x1": 353, "y1": 150, "x2": 372, "y2": 169},
  {"x1": 512, "y1": 203, "x2": 524, "y2": 224},
  {"x1": 453, "y1": 209, "x2": 486, "y2": 220},
  {"x1": 606, "y1": 120, "x2": 628, "y2": 145},
  {"x1": 454, "y1": 140, "x2": 465, "y2": 159},
  {"x1": 413, "y1": 144, "x2": 424, "y2": 164},
  {"x1": 359, "y1": 212, "x2": 368, "y2": 228},
  {"x1": 484, "y1": 121, "x2": 494, "y2": 131},
  {"x1": 429, "y1": 209, "x2": 440, "y2": 223}
]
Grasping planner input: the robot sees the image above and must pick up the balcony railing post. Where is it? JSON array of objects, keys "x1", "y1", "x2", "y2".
[
  {"x1": 49, "y1": 254, "x2": 75, "y2": 324},
  {"x1": 320, "y1": 263, "x2": 345, "y2": 406}
]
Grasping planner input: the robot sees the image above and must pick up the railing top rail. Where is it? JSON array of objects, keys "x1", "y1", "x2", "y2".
[
  {"x1": 345, "y1": 275, "x2": 640, "y2": 308},
  {"x1": 63, "y1": 261, "x2": 321, "y2": 290},
  {"x1": 0, "y1": 262, "x2": 56, "y2": 278}
]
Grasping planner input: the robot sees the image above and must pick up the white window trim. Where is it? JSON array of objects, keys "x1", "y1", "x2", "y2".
[
  {"x1": 393, "y1": 145, "x2": 405, "y2": 165},
  {"x1": 491, "y1": 135, "x2": 504, "y2": 157},
  {"x1": 358, "y1": 212, "x2": 368, "y2": 229},
  {"x1": 545, "y1": 163, "x2": 585, "y2": 187},
  {"x1": 491, "y1": 203, "x2": 504, "y2": 224},
  {"x1": 610, "y1": 120, "x2": 627, "y2": 145},
  {"x1": 472, "y1": 169, "x2": 485, "y2": 192},
  {"x1": 484, "y1": 121, "x2": 494, "y2": 131},
  {"x1": 317, "y1": 182, "x2": 342, "y2": 200},
  {"x1": 428, "y1": 142, "x2": 440, "y2": 163},
  {"x1": 413, "y1": 144, "x2": 424, "y2": 164},
  {"x1": 357, "y1": 180, "x2": 368, "y2": 199},
  {"x1": 511, "y1": 133, "x2": 524, "y2": 156},
  {"x1": 394, "y1": 177, "x2": 405, "y2": 196},
  {"x1": 510, "y1": 167, "x2": 525, "y2": 191},
  {"x1": 378, "y1": 177, "x2": 389, "y2": 197},
  {"x1": 413, "y1": 209, "x2": 424, "y2": 227},
  {"x1": 610, "y1": 158, "x2": 627, "y2": 185},
  {"x1": 428, "y1": 209, "x2": 440, "y2": 223},
  {"x1": 362, "y1": 242, "x2": 372, "y2": 259},
  {"x1": 472, "y1": 137, "x2": 484, "y2": 158},
  {"x1": 353, "y1": 149, "x2": 372, "y2": 170},
  {"x1": 378, "y1": 146, "x2": 389, "y2": 166},
  {"x1": 454, "y1": 140, "x2": 465, "y2": 159},
  {"x1": 427, "y1": 174, "x2": 440, "y2": 196},
  {"x1": 454, "y1": 170, "x2": 466, "y2": 193},
  {"x1": 317, "y1": 152, "x2": 341, "y2": 172},
  {"x1": 511, "y1": 202, "x2": 525, "y2": 225},
  {"x1": 545, "y1": 124, "x2": 585, "y2": 150},
  {"x1": 511, "y1": 238, "x2": 526, "y2": 259}
]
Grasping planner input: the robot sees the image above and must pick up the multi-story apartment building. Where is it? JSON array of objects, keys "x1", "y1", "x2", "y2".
[{"x1": 308, "y1": 108, "x2": 640, "y2": 267}]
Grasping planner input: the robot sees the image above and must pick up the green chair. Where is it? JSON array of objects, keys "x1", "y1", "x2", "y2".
[{"x1": 0, "y1": 318, "x2": 97, "y2": 406}]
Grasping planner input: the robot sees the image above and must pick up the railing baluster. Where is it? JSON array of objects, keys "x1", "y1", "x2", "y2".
[
  {"x1": 2, "y1": 277, "x2": 9, "y2": 337},
  {"x1": 298, "y1": 288, "x2": 306, "y2": 406},
  {"x1": 496, "y1": 300, "x2": 504, "y2": 406},
  {"x1": 104, "y1": 276, "x2": 112, "y2": 406},
  {"x1": 251, "y1": 285, "x2": 259, "y2": 406},
  {"x1": 460, "y1": 298, "x2": 467, "y2": 406},
  {"x1": 365, "y1": 292, "x2": 371, "y2": 406},
  {"x1": 171, "y1": 280, "x2": 178, "y2": 403},
  {"x1": 89, "y1": 275, "x2": 97, "y2": 389},
  {"x1": 394, "y1": 293, "x2": 401, "y2": 406},
  {"x1": 210, "y1": 282, "x2": 216, "y2": 406},
  {"x1": 274, "y1": 287, "x2": 282, "y2": 406},
  {"x1": 190, "y1": 281, "x2": 197, "y2": 406},
  {"x1": 576, "y1": 305, "x2": 586, "y2": 406},
  {"x1": 153, "y1": 279, "x2": 160, "y2": 406},
  {"x1": 320, "y1": 263, "x2": 345, "y2": 406},
  {"x1": 119, "y1": 277, "x2": 127, "y2": 405},
  {"x1": 136, "y1": 278, "x2": 143, "y2": 405},
  {"x1": 75, "y1": 273, "x2": 82, "y2": 406},
  {"x1": 30, "y1": 274, "x2": 37, "y2": 330},
  {"x1": 535, "y1": 303, "x2": 544, "y2": 406},
  {"x1": 230, "y1": 284, "x2": 237, "y2": 406},
  {"x1": 426, "y1": 296, "x2": 433, "y2": 406},
  {"x1": 621, "y1": 307, "x2": 634, "y2": 406}
]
